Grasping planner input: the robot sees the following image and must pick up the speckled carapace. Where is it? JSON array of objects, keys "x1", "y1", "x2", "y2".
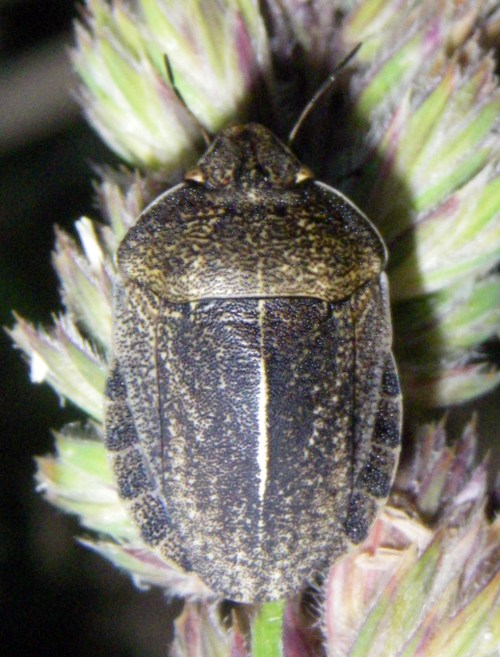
[{"x1": 105, "y1": 124, "x2": 402, "y2": 603}]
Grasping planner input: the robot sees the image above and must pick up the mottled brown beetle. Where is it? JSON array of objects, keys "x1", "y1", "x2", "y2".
[{"x1": 105, "y1": 77, "x2": 402, "y2": 603}]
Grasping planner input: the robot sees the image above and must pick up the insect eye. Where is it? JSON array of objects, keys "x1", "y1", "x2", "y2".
[
  {"x1": 294, "y1": 165, "x2": 314, "y2": 184},
  {"x1": 185, "y1": 167, "x2": 206, "y2": 184}
]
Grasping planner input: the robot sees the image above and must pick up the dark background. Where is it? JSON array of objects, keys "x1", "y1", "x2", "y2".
[{"x1": 0, "y1": 3, "x2": 498, "y2": 657}]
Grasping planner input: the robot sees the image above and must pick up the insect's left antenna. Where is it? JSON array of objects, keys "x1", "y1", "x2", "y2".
[
  {"x1": 164, "y1": 55, "x2": 212, "y2": 148},
  {"x1": 288, "y1": 43, "x2": 362, "y2": 147}
]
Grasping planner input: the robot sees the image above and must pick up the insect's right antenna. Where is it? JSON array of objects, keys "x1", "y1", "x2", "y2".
[
  {"x1": 288, "y1": 43, "x2": 362, "y2": 147},
  {"x1": 164, "y1": 55, "x2": 212, "y2": 148}
]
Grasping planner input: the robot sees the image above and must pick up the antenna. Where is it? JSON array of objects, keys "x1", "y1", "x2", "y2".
[
  {"x1": 164, "y1": 55, "x2": 212, "y2": 147},
  {"x1": 288, "y1": 43, "x2": 362, "y2": 147}
]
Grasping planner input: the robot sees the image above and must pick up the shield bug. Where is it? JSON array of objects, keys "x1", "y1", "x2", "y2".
[{"x1": 104, "y1": 61, "x2": 402, "y2": 603}]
